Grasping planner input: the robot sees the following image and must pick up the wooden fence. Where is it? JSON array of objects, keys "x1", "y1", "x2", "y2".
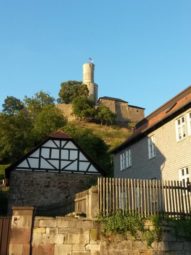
[{"x1": 98, "y1": 178, "x2": 191, "y2": 218}]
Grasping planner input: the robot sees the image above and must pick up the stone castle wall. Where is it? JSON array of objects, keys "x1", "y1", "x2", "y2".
[
  {"x1": 57, "y1": 100, "x2": 144, "y2": 125},
  {"x1": 128, "y1": 105, "x2": 145, "y2": 123},
  {"x1": 9, "y1": 171, "x2": 98, "y2": 215}
]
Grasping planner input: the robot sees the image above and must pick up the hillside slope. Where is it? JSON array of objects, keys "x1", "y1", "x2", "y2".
[{"x1": 69, "y1": 120, "x2": 133, "y2": 150}]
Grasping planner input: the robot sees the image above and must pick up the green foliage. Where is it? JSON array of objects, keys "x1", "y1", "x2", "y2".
[
  {"x1": 99, "y1": 211, "x2": 144, "y2": 236},
  {"x1": 2, "y1": 96, "x2": 24, "y2": 115},
  {"x1": 24, "y1": 91, "x2": 55, "y2": 116},
  {"x1": 166, "y1": 218, "x2": 191, "y2": 241},
  {"x1": 62, "y1": 123, "x2": 112, "y2": 175},
  {"x1": 58, "y1": 81, "x2": 89, "y2": 104},
  {"x1": 96, "y1": 104, "x2": 116, "y2": 125},
  {"x1": 0, "y1": 111, "x2": 33, "y2": 162},
  {"x1": 99, "y1": 212, "x2": 164, "y2": 247},
  {"x1": 0, "y1": 91, "x2": 64, "y2": 164},
  {"x1": 72, "y1": 96, "x2": 95, "y2": 120},
  {"x1": 33, "y1": 105, "x2": 66, "y2": 140},
  {"x1": 0, "y1": 165, "x2": 9, "y2": 179}
]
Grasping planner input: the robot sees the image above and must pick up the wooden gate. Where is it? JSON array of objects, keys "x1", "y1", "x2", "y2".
[{"x1": 0, "y1": 217, "x2": 11, "y2": 255}]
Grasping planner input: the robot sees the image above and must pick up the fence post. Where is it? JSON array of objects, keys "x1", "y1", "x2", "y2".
[
  {"x1": 9, "y1": 207, "x2": 34, "y2": 255},
  {"x1": 87, "y1": 186, "x2": 99, "y2": 219}
]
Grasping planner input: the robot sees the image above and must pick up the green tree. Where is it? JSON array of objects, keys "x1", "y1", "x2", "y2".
[
  {"x1": 96, "y1": 105, "x2": 116, "y2": 125},
  {"x1": 2, "y1": 96, "x2": 24, "y2": 115},
  {"x1": 0, "y1": 111, "x2": 33, "y2": 163},
  {"x1": 58, "y1": 80, "x2": 89, "y2": 104},
  {"x1": 33, "y1": 105, "x2": 66, "y2": 140},
  {"x1": 24, "y1": 91, "x2": 55, "y2": 116},
  {"x1": 63, "y1": 123, "x2": 112, "y2": 175},
  {"x1": 72, "y1": 96, "x2": 95, "y2": 120}
]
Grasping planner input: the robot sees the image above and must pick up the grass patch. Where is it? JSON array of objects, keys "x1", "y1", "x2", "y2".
[{"x1": 70, "y1": 120, "x2": 132, "y2": 150}]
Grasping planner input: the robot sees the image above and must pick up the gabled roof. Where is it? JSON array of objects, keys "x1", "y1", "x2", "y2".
[
  {"x1": 112, "y1": 86, "x2": 191, "y2": 153},
  {"x1": 5, "y1": 130, "x2": 106, "y2": 179}
]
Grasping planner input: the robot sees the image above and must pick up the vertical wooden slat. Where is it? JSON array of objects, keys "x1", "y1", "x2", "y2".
[
  {"x1": 124, "y1": 178, "x2": 127, "y2": 213},
  {"x1": 108, "y1": 177, "x2": 111, "y2": 215},
  {"x1": 145, "y1": 179, "x2": 149, "y2": 217},
  {"x1": 130, "y1": 179, "x2": 135, "y2": 214},
  {"x1": 184, "y1": 182, "x2": 189, "y2": 215},
  {"x1": 175, "y1": 180, "x2": 179, "y2": 215},
  {"x1": 103, "y1": 178, "x2": 106, "y2": 216},
  {"x1": 170, "y1": 180, "x2": 174, "y2": 216},
  {"x1": 118, "y1": 178, "x2": 121, "y2": 212},
  {"x1": 128, "y1": 179, "x2": 131, "y2": 213},
  {"x1": 179, "y1": 181, "x2": 185, "y2": 217},
  {"x1": 112, "y1": 178, "x2": 115, "y2": 214},
  {"x1": 105, "y1": 178, "x2": 108, "y2": 216},
  {"x1": 177, "y1": 181, "x2": 182, "y2": 218}
]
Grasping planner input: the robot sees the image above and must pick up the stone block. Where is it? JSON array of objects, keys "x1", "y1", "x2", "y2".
[
  {"x1": 85, "y1": 243, "x2": 100, "y2": 252},
  {"x1": 41, "y1": 233, "x2": 56, "y2": 244},
  {"x1": 132, "y1": 240, "x2": 147, "y2": 250},
  {"x1": 9, "y1": 244, "x2": 30, "y2": 255},
  {"x1": 68, "y1": 230, "x2": 89, "y2": 244},
  {"x1": 39, "y1": 218, "x2": 57, "y2": 228},
  {"x1": 72, "y1": 252, "x2": 90, "y2": 255},
  {"x1": 55, "y1": 234, "x2": 64, "y2": 244},
  {"x1": 10, "y1": 228, "x2": 31, "y2": 244},
  {"x1": 90, "y1": 228, "x2": 100, "y2": 242},
  {"x1": 54, "y1": 244, "x2": 72, "y2": 255},
  {"x1": 32, "y1": 244, "x2": 54, "y2": 255},
  {"x1": 72, "y1": 244, "x2": 86, "y2": 252},
  {"x1": 34, "y1": 227, "x2": 46, "y2": 234},
  {"x1": 57, "y1": 217, "x2": 78, "y2": 228},
  {"x1": 75, "y1": 220, "x2": 94, "y2": 229},
  {"x1": 32, "y1": 232, "x2": 43, "y2": 245}
]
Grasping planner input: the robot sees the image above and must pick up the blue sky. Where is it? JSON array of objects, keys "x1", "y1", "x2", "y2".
[{"x1": 0, "y1": 0, "x2": 191, "y2": 115}]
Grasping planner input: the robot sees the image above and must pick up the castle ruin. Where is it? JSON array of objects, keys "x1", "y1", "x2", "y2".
[{"x1": 57, "y1": 60, "x2": 145, "y2": 124}]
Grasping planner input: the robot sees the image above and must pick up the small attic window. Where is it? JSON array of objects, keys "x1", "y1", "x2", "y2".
[{"x1": 165, "y1": 102, "x2": 177, "y2": 113}]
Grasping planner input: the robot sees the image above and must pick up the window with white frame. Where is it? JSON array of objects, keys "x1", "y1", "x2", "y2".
[
  {"x1": 179, "y1": 167, "x2": 190, "y2": 185},
  {"x1": 120, "y1": 149, "x2": 132, "y2": 171},
  {"x1": 120, "y1": 153, "x2": 126, "y2": 171},
  {"x1": 148, "y1": 135, "x2": 156, "y2": 159},
  {"x1": 187, "y1": 112, "x2": 191, "y2": 136},
  {"x1": 126, "y1": 149, "x2": 132, "y2": 168},
  {"x1": 176, "y1": 116, "x2": 186, "y2": 141}
]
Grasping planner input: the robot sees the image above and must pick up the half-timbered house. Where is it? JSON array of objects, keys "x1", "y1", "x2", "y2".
[{"x1": 5, "y1": 131, "x2": 105, "y2": 215}]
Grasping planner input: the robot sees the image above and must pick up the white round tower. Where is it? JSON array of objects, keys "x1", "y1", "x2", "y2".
[{"x1": 83, "y1": 61, "x2": 98, "y2": 104}]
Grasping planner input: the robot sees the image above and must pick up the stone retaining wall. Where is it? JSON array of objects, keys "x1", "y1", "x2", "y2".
[{"x1": 8, "y1": 207, "x2": 191, "y2": 255}]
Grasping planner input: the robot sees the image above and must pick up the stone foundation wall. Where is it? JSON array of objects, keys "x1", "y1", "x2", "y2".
[
  {"x1": 32, "y1": 217, "x2": 101, "y2": 255},
  {"x1": 8, "y1": 208, "x2": 191, "y2": 255},
  {"x1": 9, "y1": 171, "x2": 98, "y2": 215}
]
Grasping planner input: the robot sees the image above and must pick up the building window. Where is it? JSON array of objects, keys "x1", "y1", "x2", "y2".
[
  {"x1": 176, "y1": 116, "x2": 186, "y2": 141},
  {"x1": 179, "y1": 167, "x2": 190, "y2": 185},
  {"x1": 148, "y1": 136, "x2": 155, "y2": 159},
  {"x1": 187, "y1": 112, "x2": 191, "y2": 136},
  {"x1": 126, "y1": 149, "x2": 132, "y2": 168},
  {"x1": 120, "y1": 149, "x2": 132, "y2": 171},
  {"x1": 120, "y1": 153, "x2": 126, "y2": 171}
]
